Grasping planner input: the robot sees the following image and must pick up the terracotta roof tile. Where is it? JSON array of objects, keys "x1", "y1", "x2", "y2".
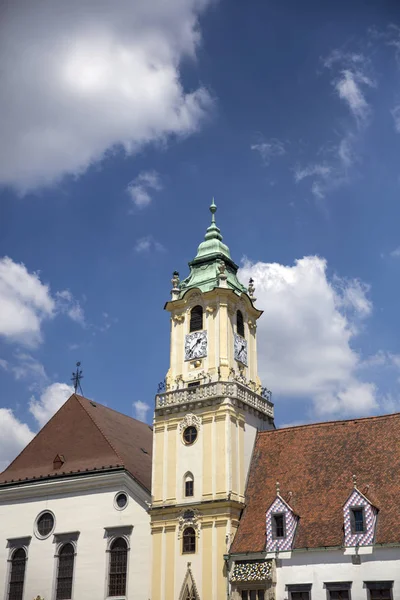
[
  {"x1": 0, "y1": 394, "x2": 153, "y2": 492},
  {"x1": 231, "y1": 412, "x2": 400, "y2": 553}
]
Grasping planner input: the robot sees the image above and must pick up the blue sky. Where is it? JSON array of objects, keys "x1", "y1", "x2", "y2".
[{"x1": 1, "y1": 0, "x2": 400, "y2": 466}]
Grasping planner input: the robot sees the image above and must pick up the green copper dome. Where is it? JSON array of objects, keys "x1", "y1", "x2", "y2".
[{"x1": 178, "y1": 200, "x2": 247, "y2": 298}]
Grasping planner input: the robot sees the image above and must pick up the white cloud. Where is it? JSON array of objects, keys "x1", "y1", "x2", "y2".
[
  {"x1": 56, "y1": 290, "x2": 85, "y2": 326},
  {"x1": 390, "y1": 246, "x2": 400, "y2": 258},
  {"x1": 0, "y1": 257, "x2": 86, "y2": 347},
  {"x1": 0, "y1": 409, "x2": 34, "y2": 472},
  {"x1": 0, "y1": 359, "x2": 9, "y2": 371},
  {"x1": 133, "y1": 400, "x2": 150, "y2": 422},
  {"x1": 0, "y1": 257, "x2": 55, "y2": 347},
  {"x1": 11, "y1": 353, "x2": 48, "y2": 387},
  {"x1": 335, "y1": 69, "x2": 372, "y2": 124},
  {"x1": 294, "y1": 163, "x2": 332, "y2": 183},
  {"x1": 0, "y1": 1, "x2": 213, "y2": 193},
  {"x1": 29, "y1": 382, "x2": 74, "y2": 428},
  {"x1": 127, "y1": 171, "x2": 162, "y2": 208},
  {"x1": 251, "y1": 139, "x2": 285, "y2": 165},
  {"x1": 392, "y1": 106, "x2": 400, "y2": 133},
  {"x1": 239, "y1": 256, "x2": 377, "y2": 419},
  {"x1": 323, "y1": 50, "x2": 375, "y2": 126},
  {"x1": 135, "y1": 235, "x2": 165, "y2": 253}
]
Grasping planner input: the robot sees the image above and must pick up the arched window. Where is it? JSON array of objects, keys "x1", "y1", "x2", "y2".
[
  {"x1": 184, "y1": 473, "x2": 194, "y2": 497},
  {"x1": 190, "y1": 305, "x2": 203, "y2": 332},
  {"x1": 108, "y1": 537, "x2": 128, "y2": 597},
  {"x1": 8, "y1": 548, "x2": 26, "y2": 600},
  {"x1": 237, "y1": 310, "x2": 244, "y2": 338},
  {"x1": 182, "y1": 527, "x2": 196, "y2": 554},
  {"x1": 56, "y1": 543, "x2": 75, "y2": 600}
]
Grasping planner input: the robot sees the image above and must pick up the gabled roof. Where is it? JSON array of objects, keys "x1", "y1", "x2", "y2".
[
  {"x1": 0, "y1": 394, "x2": 153, "y2": 492},
  {"x1": 231, "y1": 412, "x2": 400, "y2": 553}
]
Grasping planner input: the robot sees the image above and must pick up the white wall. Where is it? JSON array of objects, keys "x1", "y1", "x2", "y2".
[
  {"x1": 0, "y1": 472, "x2": 151, "y2": 600},
  {"x1": 276, "y1": 547, "x2": 400, "y2": 600}
]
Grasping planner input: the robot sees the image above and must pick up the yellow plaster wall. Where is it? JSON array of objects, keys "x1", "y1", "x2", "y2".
[
  {"x1": 202, "y1": 522, "x2": 214, "y2": 599},
  {"x1": 230, "y1": 416, "x2": 238, "y2": 496},
  {"x1": 153, "y1": 425, "x2": 165, "y2": 502},
  {"x1": 165, "y1": 526, "x2": 176, "y2": 599},
  {"x1": 216, "y1": 521, "x2": 228, "y2": 599},
  {"x1": 166, "y1": 424, "x2": 178, "y2": 502},
  {"x1": 238, "y1": 419, "x2": 245, "y2": 497},
  {"x1": 215, "y1": 414, "x2": 226, "y2": 497},
  {"x1": 151, "y1": 528, "x2": 163, "y2": 600},
  {"x1": 202, "y1": 416, "x2": 213, "y2": 499}
]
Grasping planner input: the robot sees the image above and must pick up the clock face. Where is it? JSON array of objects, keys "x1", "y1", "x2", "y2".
[
  {"x1": 234, "y1": 334, "x2": 248, "y2": 366},
  {"x1": 185, "y1": 331, "x2": 207, "y2": 361}
]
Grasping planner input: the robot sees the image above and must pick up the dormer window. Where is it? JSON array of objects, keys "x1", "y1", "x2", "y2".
[
  {"x1": 272, "y1": 513, "x2": 286, "y2": 539},
  {"x1": 237, "y1": 310, "x2": 244, "y2": 337},
  {"x1": 350, "y1": 507, "x2": 365, "y2": 533},
  {"x1": 190, "y1": 305, "x2": 203, "y2": 332}
]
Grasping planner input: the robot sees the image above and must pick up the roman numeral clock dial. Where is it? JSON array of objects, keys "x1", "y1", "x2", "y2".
[
  {"x1": 234, "y1": 334, "x2": 248, "y2": 366},
  {"x1": 185, "y1": 331, "x2": 207, "y2": 361}
]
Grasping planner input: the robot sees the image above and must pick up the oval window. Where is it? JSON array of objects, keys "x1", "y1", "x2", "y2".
[
  {"x1": 115, "y1": 492, "x2": 128, "y2": 510},
  {"x1": 183, "y1": 426, "x2": 197, "y2": 445},
  {"x1": 36, "y1": 511, "x2": 55, "y2": 538}
]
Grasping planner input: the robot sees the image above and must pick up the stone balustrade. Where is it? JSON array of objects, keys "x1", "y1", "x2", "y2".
[{"x1": 155, "y1": 380, "x2": 274, "y2": 418}]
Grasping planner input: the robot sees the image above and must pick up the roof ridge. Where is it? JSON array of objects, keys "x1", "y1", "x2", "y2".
[
  {"x1": 75, "y1": 394, "x2": 149, "y2": 427},
  {"x1": 0, "y1": 393, "x2": 74, "y2": 476},
  {"x1": 74, "y1": 395, "x2": 125, "y2": 466},
  {"x1": 264, "y1": 411, "x2": 400, "y2": 434}
]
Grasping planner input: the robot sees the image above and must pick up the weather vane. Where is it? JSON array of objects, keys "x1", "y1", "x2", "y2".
[{"x1": 71, "y1": 361, "x2": 84, "y2": 395}]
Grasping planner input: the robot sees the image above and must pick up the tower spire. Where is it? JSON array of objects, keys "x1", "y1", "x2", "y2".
[{"x1": 210, "y1": 197, "x2": 217, "y2": 223}]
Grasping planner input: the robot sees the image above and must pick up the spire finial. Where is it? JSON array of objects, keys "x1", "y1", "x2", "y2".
[
  {"x1": 352, "y1": 474, "x2": 357, "y2": 488},
  {"x1": 210, "y1": 198, "x2": 217, "y2": 223},
  {"x1": 71, "y1": 361, "x2": 84, "y2": 395},
  {"x1": 276, "y1": 481, "x2": 280, "y2": 496}
]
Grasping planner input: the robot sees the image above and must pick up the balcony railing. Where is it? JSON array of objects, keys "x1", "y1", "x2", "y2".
[{"x1": 155, "y1": 380, "x2": 274, "y2": 417}]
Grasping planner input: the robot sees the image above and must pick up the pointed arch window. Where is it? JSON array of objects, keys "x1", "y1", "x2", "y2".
[
  {"x1": 190, "y1": 306, "x2": 203, "y2": 332},
  {"x1": 184, "y1": 473, "x2": 194, "y2": 497},
  {"x1": 182, "y1": 527, "x2": 196, "y2": 554},
  {"x1": 237, "y1": 310, "x2": 245, "y2": 338},
  {"x1": 108, "y1": 537, "x2": 128, "y2": 597},
  {"x1": 8, "y1": 548, "x2": 26, "y2": 600},
  {"x1": 56, "y1": 543, "x2": 75, "y2": 600}
]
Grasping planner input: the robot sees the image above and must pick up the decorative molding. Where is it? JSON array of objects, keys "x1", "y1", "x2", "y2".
[
  {"x1": 178, "y1": 508, "x2": 201, "y2": 539},
  {"x1": 53, "y1": 531, "x2": 80, "y2": 544},
  {"x1": 179, "y1": 413, "x2": 202, "y2": 434},
  {"x1": 231, "y1": 560, "x2": 273, "y2": 582},
  {"x1": 104, "y1": 525, "x2": 133, "y2": 538},
  {"x1": 206, "y1": 305, "x2": 216, "y2": 314},
  {"x1": 156, "y1": 381, "x2": 274, "y2": 419},
  {"x1": 172, "y1": 313, "x2": 185, "y2": 323},
  {"x1": 7, "y1": 536, "x2": 31, "y2": 550}
]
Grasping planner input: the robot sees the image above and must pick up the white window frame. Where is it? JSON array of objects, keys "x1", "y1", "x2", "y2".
[
  {"x1": 4, "y1": 537, "x2": 31, "y2": 600},
  {"x1": 104, "y1": 526, "x2": 133, "y2": 600}
]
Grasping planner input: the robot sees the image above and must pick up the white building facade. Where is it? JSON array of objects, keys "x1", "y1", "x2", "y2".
[{"x1": 0, "y1": 471, "x2": 150, "y2": 600}]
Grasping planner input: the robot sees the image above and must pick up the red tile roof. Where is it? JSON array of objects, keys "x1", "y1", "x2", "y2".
[
  {"x1": 231, "y1": 412, "x2": 400, "y2": 553},
  {"x1": 0, "y1": 394, "x2": 153, "y2": 492}
]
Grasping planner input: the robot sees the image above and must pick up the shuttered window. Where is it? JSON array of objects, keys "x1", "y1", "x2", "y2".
[
  {"x1": 190, "y1": 306, "x2": 203, "y2": 332},
  {"x1": 56, "y1": 543, "x2": 75, "y2": 600},
  {"x1": 237, "y1": 310, "x2": 245, "y2": 337},
  {"x1": 108, "y1": 537, "x2": 128, "y2": 597},
  {"x1": 8, "y1": 548, "x2": 26, "y2": 600}
]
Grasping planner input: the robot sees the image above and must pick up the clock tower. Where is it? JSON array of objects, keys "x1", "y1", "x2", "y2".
[{"x1": 150, "y1": 201, "x2": 274, "y2": 600}]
